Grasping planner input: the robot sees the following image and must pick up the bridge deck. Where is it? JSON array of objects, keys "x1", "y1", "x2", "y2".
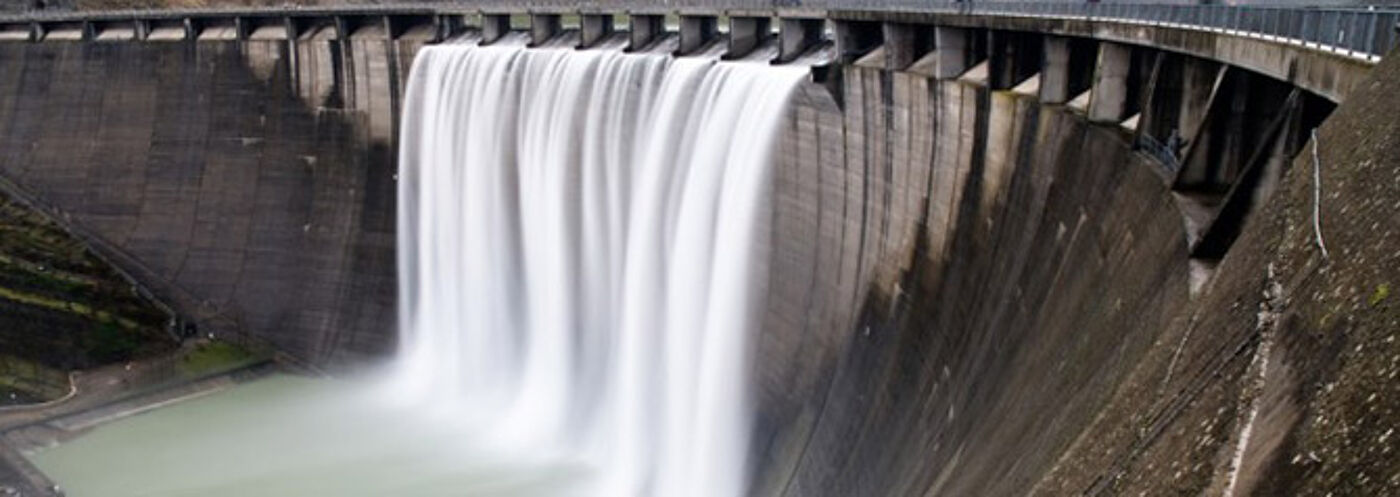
[{"x1": 1, "y1": 1, "x2": 1396, "y2": 59}]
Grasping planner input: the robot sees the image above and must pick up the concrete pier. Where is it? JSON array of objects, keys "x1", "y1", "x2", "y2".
[
  {"x1": 528, "y1": 13, "x2": 559, "y2": 47},
  {"x1": 480, "y1": 12, "x2": 509, "y2": 44},
  {"x1": 725, "y1": 15, "x2": 770, "y2": 60},
  {"x1": 776, "y1": 17, "x2": 823, "y2": 64},
  {"x1": 881, "y1": 22, "x2": 932, "y2": 71},
  {"x1": 1040, "y1": 36, "x2": 1070, "y2": 104},
  {"x1": 934, "y1": 26, "x2": 971, "y2": 79},
  {"x1": 677, "y1": 14, "x2": 717, "y2": 56},
  {"x1": 1089, "y1": 42, "x2": 1132, "y2": 123},
  {"x1": 578, "y1": 13, "x2": 612, "y2": 49},
  {"x1": 627, "y1": 13, "x2": 663, "y2": 52}
]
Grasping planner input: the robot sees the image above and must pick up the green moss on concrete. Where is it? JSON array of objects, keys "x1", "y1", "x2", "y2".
[
  {"x1": 0, "y1": 354, "x2": 69, "y2": 403},
  {"x1": 177, "y1": 341, "x2": 263, "y2": 377},
  {"x1": 0, "y1": 386, "x2": 43, "y2": 406}
]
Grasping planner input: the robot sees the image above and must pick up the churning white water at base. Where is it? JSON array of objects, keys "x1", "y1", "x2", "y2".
[{"x1": 392, "y1": 40, "x2": 806, "y2": 497}]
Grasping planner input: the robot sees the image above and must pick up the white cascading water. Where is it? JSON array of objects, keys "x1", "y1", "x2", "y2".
[{"x1": 392, "y1": 38, "x2": 805, "y2": 497}]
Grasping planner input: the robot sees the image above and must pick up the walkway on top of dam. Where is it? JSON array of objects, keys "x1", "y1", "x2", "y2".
[{"x1": 2, "y1": 1, "x2": 1398, "y2": 62}]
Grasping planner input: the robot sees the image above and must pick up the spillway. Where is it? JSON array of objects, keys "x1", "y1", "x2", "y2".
[{"x1": 392, "y1": 39, "x2": 805, "y2": 496}]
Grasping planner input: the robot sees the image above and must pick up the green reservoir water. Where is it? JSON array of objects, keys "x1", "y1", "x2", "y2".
[{"x1": 27, "y1": 375, "x2": 593, "y2": 497}]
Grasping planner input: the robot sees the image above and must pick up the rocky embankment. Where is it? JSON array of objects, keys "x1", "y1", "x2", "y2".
[{"x1": 0, "y1": 193, "x2": 174, "y2": 406}]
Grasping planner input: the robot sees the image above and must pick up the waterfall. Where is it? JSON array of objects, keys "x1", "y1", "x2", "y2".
[{"x1": 393, "y1": 39, "x2": 805, "y2": 497}]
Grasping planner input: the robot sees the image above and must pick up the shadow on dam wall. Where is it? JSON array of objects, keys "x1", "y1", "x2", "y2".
[
  {"x1": 0, "y1": 38, "x2": 425, "y2": 365},
  {"x1": 1, "y1": 36, "x2": 1397, "y2": 495},
  {"x1": 752, "y1": 64, "x2": 1190, "y2": 496}
]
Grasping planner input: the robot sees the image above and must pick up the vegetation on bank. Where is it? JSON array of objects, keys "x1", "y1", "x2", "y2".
[
  {"x1": 177, "y1": 340, "x2": 261, "y2": 377},
  {"x1": 0, "y1": 354, "x2": 67, "y2": 406},
  {"x1": 0, "y1": 194, "x2": 175, "y2": 402}
]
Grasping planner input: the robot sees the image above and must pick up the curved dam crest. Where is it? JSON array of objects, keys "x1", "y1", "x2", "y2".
[{"x1": 2, "y1": 6, "x2": 1398, "y2": 496}]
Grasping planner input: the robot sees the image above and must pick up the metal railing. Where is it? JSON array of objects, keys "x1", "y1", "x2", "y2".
[
  {"x1": 860, "y1": 2, "x2": 1400, "y2": 59},
  {"x1": 1135, "y1": 133, "x2": 1183, "y2": 176},
  {"x1": 1, "y1": 2, "x2": 1397, "y2": 59}
]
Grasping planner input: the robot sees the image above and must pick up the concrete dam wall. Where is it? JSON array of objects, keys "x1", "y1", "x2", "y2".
[
  {"x1": 2, "y1": 10, "x2": 1396, "y2": 495},
  {"x1": 0, "y1": 35, "x2": 1192, "y2": 492},
  {"x1": 753, "y1": 64, "x2": 1191, "y2": 495},
  {"x1": 0, "y1": 37, "x2": 427, "y2": 365}
]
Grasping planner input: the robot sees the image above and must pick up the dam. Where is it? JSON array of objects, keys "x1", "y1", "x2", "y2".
[{"x1": 2, "y1": 2, "x2": 1400, "y2": 496}]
